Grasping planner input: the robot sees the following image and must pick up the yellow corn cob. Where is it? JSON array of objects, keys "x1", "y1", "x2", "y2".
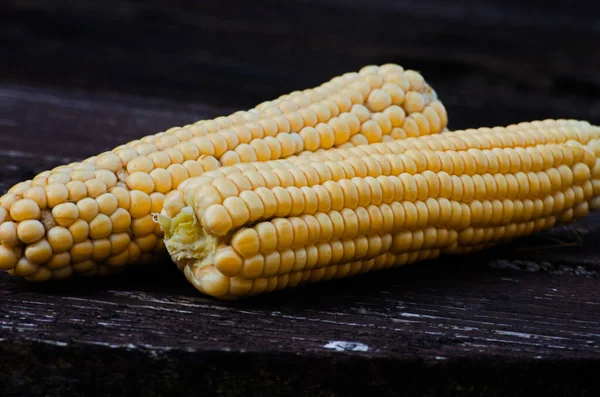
[
  {"x1": 0, "y1": 64, "x2": 448, "y2": 281},
  {"x1": 158, "y1": 119, "x2": 600, "y2": 300}
]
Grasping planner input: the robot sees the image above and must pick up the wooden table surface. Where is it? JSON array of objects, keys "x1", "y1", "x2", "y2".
[{"x1": 1, "y1": 1, "x2": 600, "y2": 396}]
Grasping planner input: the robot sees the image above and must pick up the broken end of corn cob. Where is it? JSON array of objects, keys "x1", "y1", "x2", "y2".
[
  {"x1": 156, "y1": 208, "x2": 216, "y2": 271},
  {"x1": 157, "y1": 208, "x2": 234, "y2": 299}
]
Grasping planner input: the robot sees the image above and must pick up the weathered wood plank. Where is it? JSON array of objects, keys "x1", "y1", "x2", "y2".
[{"x1": 1, "y1": 258, "x2": 600, "y2": 396}]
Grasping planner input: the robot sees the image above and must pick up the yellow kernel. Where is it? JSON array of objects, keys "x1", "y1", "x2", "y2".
[
  {"x1": 95, "y1": 193, "x2": 118, "y2": 216},
  {"x1": 309, "y1": 103, "x2": 331, "y2": 123},
  {"x1": 148, "y1": 192, "x2": 163, "y2": 215},
  {"x1": 91, "y1": 239, "x2": 112, "y2": 261},
  {"x1": 108, "y1": 207, "x2": 131, "y2": 233},
  {"x1": 366, "y1": 205, "x2": 383, "y2": 234},
  {"x1": 177, "y1": 141, "x2": 201, "y2": 161},
  {"x1": 68, "y1": 219, "x2": 89, "y2": 243},
  {"x1": 0, "y1": 221, "x2": 19, "y2": 247},
  {"x1": 235, "y1": 143, "x2": 258, "y2": 163},
  {"x1": 402, "y1": 117, "x2": 420, "y2": 137},
  {"x1": 300, "y1": 127, "x2": 321, "y2": 151},
  {"x1": 126, "y1": 156, "x2": 154, "y2": 174},
  {"x1": 109, "y1": 232, "x2": 131, "y2": 255},
  {"x1": 202, "y1": 205, "x2": 233, "y2": 236},
  {"x1": 47, "y1": 226, "x2": 74, "y2": 253},
  {"x1": 125, "y1": 241, "x2": 141, "y2": 263},
  {"x1": 23, "y1": 186, "x2": 48, "y2": 209},
  {"x1": 10, "y1": 199, "x2": 41, "y2": 221},
  {"x1": 366, "y1": 89, "x2": 392, "y2": 112},
  {"x1": 214, "y1": 247, "x2": 243, "y2": 277},
  {"x1": 150, "y1": 168, "x2": 172, "y2": 193},
  {"x1": 84, "y1": 179, "x2": 107, "y2": 198},
  {"x1": 250, "y1": 222, "x2": 276, "y2": 255},
  {"x1": 405, "y1": 70, "x2": 426, "y2": 91},
  {"x1": 132, "y1": 214, "x2": 156, "y2": 237},
  {"x1": 412, "y1": 113, "x2": 431, "y2": 136},
  {"x1": 70, "y1": 240, "x2": 93, "y2": 263},
  {"x1": 253, "y1": 187, "x2": 277, "y2": 219},
  {"x1": 423, "y1": 106, "x2": 442, "y2": 133},
  {"x1": 250, "y1": 139, "x2": 272, "y2": 162},
  {"x1": 110, "y1": 186, "x2": 130, "y2": 210},
  {"x1": 14, "y1": 257, "x2": 39, "y2": 276},
  {"x1": 105, "y1": 249, "x2": 130, "y2": 268},
  {"x1": 223, "y1": 196, "x2": 250, "y2": 228},
  {"x1": 278, "y1": 133, "x2": 298, "y2": 158},
  {"x1": 363, "y1": 73, "x2": 383, "y2": 90},
  {"x1": 361, "y1": 120, "x2": 383, "y2": 143},
  {"x1": 155, "y1": 134, "x2": 180, "y2": 150},
  {"x1": 212, "y1": 178, "x2": 239, "y2": 200},
  {"x1": 47, "y1": 252, "x2": 71, "y2": 270},
  {"x1": 25, "y1": 238, "x2": 53, "y2": 264},
  {"x1": 339, "y1": 113, "x2": 361, "y2": 135},
  {"x1": 404, "y1": 92, "x2": 425, "y2": 113},
  {"x1": 371, "y1": 119, "x2": 393, "y2": 141},
  {"x1": 126, "y1": 172, "x2": 154, "y2": 194},
  {"x1": 315, "y1": 124, "x2": 335, "y2": 150},
  {"x1": 129, "y1": 191, "x2": 152, "y2": 218},
  {"x1": 273, "y1": 115, "x2": 291, "y2": 133},
  {"x1": 146, "y1": 151, "x2": 171, "y2": 169},
  {"x1": 228, "y1": 174, "x2": 253, "y2": 193},
  {"x1": 95, "y1": 152, "x2": 122, "y2": 173},
  {"x1": 351, "y1": 104, "x2": 370, "y2": 123},
  {"x1": 257, "y1": 119, "x2": 278, "y2": 138},
  {"x1": 230, "y1": 228, "x2": 260, "y2": 258},
  {"x1": 15, "y1": 220, "x2": 45, "y2": 245},
  {"x1": 274, "y1": 250, "x2": 293, "y2": 278},
  {"x1": 270, "y1": 187, "x2": 292, "y2": 218},
  {"x1": 70, "y1": 169, "x2": 95, "y2": 182},
  {"x1": 0, "y1": 243, "x2": 17, "y2": 270},
  {"x1": 573, "y1": 163, "x2": 591, "y2": 184},
  {"x1": 297, "y1": 108, "x2": 318, "y2": 127},
  {"x1": 89, "y1": 213, "x2": 113, "y2": 239},
  {"x1": 26, "y1": 267, "x2": 52, "y2": 282},
  {"x1": 379, "y1": 64, "x2": 405, "y2": 76},
  {"x1": 382, "y1": 82, "x2": 405, "y2": 106},
  {"x1": 167, "y1": 164, "x2": 189, "y2": 188}
]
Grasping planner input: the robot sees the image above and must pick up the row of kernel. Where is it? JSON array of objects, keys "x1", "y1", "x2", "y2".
[
  {"x1": 198, "y1": 168, "x2": 591, "y2": 237},
  {"x1": 224, "y1": 185, "x2": 589, "y2": 260},
  {"x1": 201, "y1": 248, "x2": 440, "y2": 299}
]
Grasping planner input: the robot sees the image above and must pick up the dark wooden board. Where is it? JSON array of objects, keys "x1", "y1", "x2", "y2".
[{"x1": 2, "y1": 256, "x2": 600, "y2": 397}]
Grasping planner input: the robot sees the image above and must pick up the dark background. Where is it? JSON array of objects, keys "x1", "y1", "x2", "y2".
[
  {"x1": 2, "y1": 0, "x2": 600, "y2": 129},
  {"x1": 1, "y1": 1, "x2": 600, "y2": 396}
]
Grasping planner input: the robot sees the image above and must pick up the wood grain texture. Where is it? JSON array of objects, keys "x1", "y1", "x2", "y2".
[{"x1": 1, "y1": 258, "x2": 600, "y2": 396}]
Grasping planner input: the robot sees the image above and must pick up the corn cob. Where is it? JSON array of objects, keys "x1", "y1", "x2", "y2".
[
  {"x1": 157, "y1": 119, "x2": 600, "y2": 300},
  {"x1": 0, "y1": 64, "x2": 448, "y2": 281}
]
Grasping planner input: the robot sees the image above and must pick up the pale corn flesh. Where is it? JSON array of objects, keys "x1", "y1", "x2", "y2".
[
  {"x1": 0, "y1": 64, "x2": 448, "y2": 281},
  {"x1": 158, "y1": 119, "x2": 600, "y2": 300}
]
